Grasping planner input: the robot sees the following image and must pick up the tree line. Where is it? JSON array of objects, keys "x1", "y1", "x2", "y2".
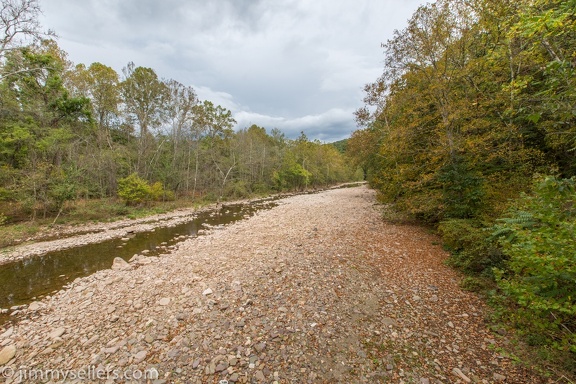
[
  {"x1": 349, "y1": 0, "x2": 575, "y2": 373},
  {"x1": 0, "y1": 0, "x2": 355, "y2": 222}
]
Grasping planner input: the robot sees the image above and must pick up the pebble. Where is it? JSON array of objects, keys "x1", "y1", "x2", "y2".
[
  {"x1": 0, "y1": 345, "x2": 16, "y2": 365},
  {"x1": 493, "y1": 373, "x2": 506, "y2": 382}
]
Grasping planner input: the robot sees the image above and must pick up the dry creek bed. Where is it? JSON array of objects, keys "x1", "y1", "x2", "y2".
[{"x1": 0, "y1": 185, "x2": 550, "y2": 383}]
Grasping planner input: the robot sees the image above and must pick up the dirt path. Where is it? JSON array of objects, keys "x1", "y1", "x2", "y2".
[{"x1": 0, "y1": 186, "x2": 546, "y2": 383}]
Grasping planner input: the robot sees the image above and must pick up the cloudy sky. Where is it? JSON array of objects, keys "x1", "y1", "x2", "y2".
[{"x1": 39, "y1": 0, "x2": 425, "y2": 142}]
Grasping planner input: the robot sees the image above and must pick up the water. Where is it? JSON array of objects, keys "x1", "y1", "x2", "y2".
[{"x1": 0, "y1": 199, "x2": 278, "y2": 324}]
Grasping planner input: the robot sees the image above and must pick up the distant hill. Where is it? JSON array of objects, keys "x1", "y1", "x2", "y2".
[{"x1": 330, "y1": 139, "x2": 348, "y2": 154}]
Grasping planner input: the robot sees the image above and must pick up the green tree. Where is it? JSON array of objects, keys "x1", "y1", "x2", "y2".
[
  {"x1": 0, "y1": 40, "x2": 92, "y2": 217},
  {"x1": 120, "y1": 62, "x2": 169, "y2": 177}
]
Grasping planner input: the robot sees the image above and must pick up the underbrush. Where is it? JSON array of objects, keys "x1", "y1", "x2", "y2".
[{"x1": 439, "y1": 176, "x2": 576, "y2": 378}]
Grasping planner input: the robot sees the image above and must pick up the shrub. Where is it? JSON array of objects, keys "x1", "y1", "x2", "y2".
[
  {"x1": 149, "y1": 182, "x2": 175, "y2": 202},
  {"x1": 492, "y1": 176, "x2": 576, "y2": 354},
  {"x1": 438, "y1": 218, "x2": 504, "y2": 275},
  {"x1": 224, "y1": 180, "x2": 251, "y2": 199},
  {"x1": 117, "y1": 173, "x2": 151, "y2": 205}
]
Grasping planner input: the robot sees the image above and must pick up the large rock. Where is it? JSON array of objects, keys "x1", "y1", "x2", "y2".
[
  {"x1": 111, "y1": 257, "x2": 130, "y2": 271},
  {"x1": 0, "y1": 344, "x2": 16, "y2": 365}
]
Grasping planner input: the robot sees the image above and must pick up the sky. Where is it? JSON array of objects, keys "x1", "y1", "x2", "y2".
[{"x1": 39, "y1": 0, "x2": 425, "y2": 142}]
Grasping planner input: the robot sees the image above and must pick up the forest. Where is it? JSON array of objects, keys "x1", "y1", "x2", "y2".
[
  {"x1": 0, "y1": 1, "x2": 355, "y2": 226},
  {"x1": 349, "y1": 0, "x2": 575, "y2": 371}
]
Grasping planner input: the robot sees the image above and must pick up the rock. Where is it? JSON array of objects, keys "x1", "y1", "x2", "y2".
[
  {"x1": 28, "y1": 301, "x2": 42, "y2": 311},
  {"x1": 49, "y1": 327, "x2": 66, "y2": 339},
  {"x1": 229, "y1": 373, "x2": 239, "y2": 382},
  {"x1": 202, "y1": 288, "x2": 213, "y2": 296},
  {"x1": 255, "y1": 370, "x2": 266, "y2": 381},
  {"x1": 0, "y1": 328, "x2": 13, "y2": 339},
  {"x1": 192, "y1": 358, "x2": 201, "y2": 369},
  {"x1": 133, "y1": 350, "x2": 147, "y2": 363},
  {"x1": 452, "y1": 368, "x2": 471, "y2": 383},
  {"x1": 255, "y1": 342, "x2": 266, "y2": 353},
  {"x1": 158, "y1": 297, "x2": 170, "y2": 306},
  {"x1": 215, "y1": 362, "x2": 228, "y2": 372},
  {"x1": 382, "y1": 317, "x2": 398, "y2": 327},
  {"x1": 111, "y1": 257, "x2": 130, "y2": 270},
  {"x1": 103, "y1": 346, "x2": 119, "y2": 354},
  {"x1": 493, "y1": 373, "x2": 506, "y2": 382},
  {"x1": 83, "y1": 335, "x2": 99, "y2": 346},
  {"x1": 0, "y1": 345, "x2": 16, "y2": 365}
]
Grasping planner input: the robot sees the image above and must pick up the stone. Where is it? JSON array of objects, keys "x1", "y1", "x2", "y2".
[
  {"x1": 103, "y1": 346, "x2": 119, "y2": 354},
  {"x1": 0, "y1": 328, "x2": 13, "y2": 339},
  {"x1": 229, "y1": 373, "x2": 239, "y2": 382},
  {"x1": 49, "y1": 327, "x2": 66, "y2": 339},
  {"x1": 255, "y1": 370, "x2": 266, "y2": 381},
  {"x1": 493, "y1": 373, "x2": 506, "y2": 382},
  {"x1": 158, "y1": 298, "x2": 170, "y2": 306},
  {"x1": 452, "y1": 368, "x2": 471, "y2": 383},
  {"x1": 28, "y1": 301, "x2": 41, "y2": 311},
  {"x1": 111, "y1": 257, "x2": 130, "y2": 271},
  {"x1": 0, "y1": 345, "x2": 16, "y2": 365},
  {"x1": 133, "y1": 350, "x2": 147, "y2": 363},
  {"x1": 202, "y1": 288, "x2": 213, "y2": 296},
  {"x1": 215, "y1": 362, "x2": 228, "y2": 372},
  {"x1": 382, "y1": 317, "x2": 398, "y2": 327}
]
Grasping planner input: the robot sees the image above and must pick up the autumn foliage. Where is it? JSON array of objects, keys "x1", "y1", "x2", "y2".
[{"x1": 350, "y1": 0, "x2": 575, "y2": 371}]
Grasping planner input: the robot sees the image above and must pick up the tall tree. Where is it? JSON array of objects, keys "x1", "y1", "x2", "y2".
[
  {"x1": 120, "y1": 62, "x2": 169, "y2": 177},
  {"x1": 164, "y1": 79, "x2": 197, "y2": 191}
]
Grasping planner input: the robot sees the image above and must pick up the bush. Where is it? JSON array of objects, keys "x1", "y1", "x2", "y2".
[
  {"x1": 224, "y1": 180, "x2": 251, "y2": 199},
  {"x1": 117, "y1": 174, "x2": 175, "y2": 205},
  {"x1": 492, "y1": 176, "x2": 576, "y2": 354},
  {"x1": 117, "y1": 173, "x2": 151, "y2": 205},
  {"x1": 149, "y1": 182, "x2": 175, "y2": 202},
  {"x1": 438, "y1": 218, "x2": 504, "y2": 275}
]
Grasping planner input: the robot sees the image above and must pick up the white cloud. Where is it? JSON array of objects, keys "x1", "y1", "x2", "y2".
[
  {"x1": 235, "y1": 108, "x2": 354, "y2": 142},
  {"x1": 39, "y1": 0, "x2": 425, "y2": 140}
]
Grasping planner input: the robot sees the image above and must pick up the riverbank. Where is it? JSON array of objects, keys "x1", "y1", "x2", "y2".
[
  {"x1": 0, "y1": 185, "x2": 360, "y2": 266},
  {"x1": 0, "y1": 185, "x2": 548, "y2": 383}
]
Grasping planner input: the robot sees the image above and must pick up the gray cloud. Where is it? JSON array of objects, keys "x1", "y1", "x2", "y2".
[{"x1": 40, "y1": 0, "x2": 424, "y2": 141}]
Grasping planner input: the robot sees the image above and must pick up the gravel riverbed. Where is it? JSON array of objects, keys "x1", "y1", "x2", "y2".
[{"x1": 0, "y1": 186, "x2": 547, "y2": 383}]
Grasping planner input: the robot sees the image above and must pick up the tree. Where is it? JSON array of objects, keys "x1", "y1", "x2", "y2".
[
  {"x1": 66, "y1": 62, "x2": 124, "y2": 196},
  {"x1": 193, "y1": 101, "x2": 236, "y2": 200},
  {"x1": 1, "y1": 0, "x2": 54, "y2": 78},
  {"x1": 0, "y1": 40, "x2": 91, "y2": 217},
  {"x1": 120, "y1": 62, "x2": 169, "y2": 177},
  {"x1": 164, "y1": 79, "x2": 198, "y2": 191}
]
